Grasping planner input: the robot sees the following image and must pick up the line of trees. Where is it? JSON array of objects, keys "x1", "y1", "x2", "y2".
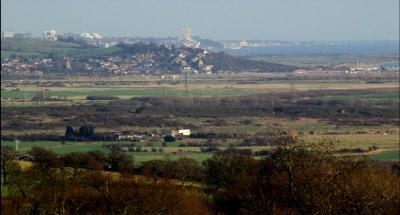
[
  {"x1": 64, "y1": 125, "x2": 120, "y2": 142},
  {"x1": 65, "y1": 125, "x2": 95, "y2": 139},
  {"x1": 1, "y1": 147, "x2": 208, "y2": 214},
  {"x1": 2, "y1": 138, "x2": 400, "y2": 214}
]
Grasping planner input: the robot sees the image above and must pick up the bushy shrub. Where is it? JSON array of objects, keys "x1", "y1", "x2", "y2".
[{"x1": 163, "y1": 135, "x2": 176, "y2": 142}]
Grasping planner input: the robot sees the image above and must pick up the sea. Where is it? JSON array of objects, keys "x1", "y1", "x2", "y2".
[{"x1": 225, "y1": 40, "x2": 399, "y2": 56}]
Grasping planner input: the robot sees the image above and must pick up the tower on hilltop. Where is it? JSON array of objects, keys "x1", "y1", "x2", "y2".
[{"x1": 181, "y1": 28, "x2": 200, "y2": 48}]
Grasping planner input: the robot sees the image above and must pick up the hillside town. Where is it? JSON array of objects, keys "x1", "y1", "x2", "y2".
[
  {"x1": 1, "y1": 45, "x2": 216, "y2": 77},
  {"x1": 1, "y1": 49, "x2": 396, "y2": 78}
]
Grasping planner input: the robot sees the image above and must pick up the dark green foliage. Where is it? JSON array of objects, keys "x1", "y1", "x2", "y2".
[
  {"x1": 163, "y1": 135, "x2": 176, "y2": 142},
  {"x1": 78, "y1": 125, "x2": 95, "y2": 138},
  {"x1": 64, "y1": 125, "x2": 74, "y2": 137},
  {"x1": 63, "y1": 125, "x2": 96, "y2": 141}
]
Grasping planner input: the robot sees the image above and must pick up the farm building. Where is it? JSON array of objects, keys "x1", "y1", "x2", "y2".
[
  {"x1": 172, "y1": 129, "x2": 191, "y2": 137},
  {"x1": 115, "y1": 133, "x2": 135, "y2": 141}
]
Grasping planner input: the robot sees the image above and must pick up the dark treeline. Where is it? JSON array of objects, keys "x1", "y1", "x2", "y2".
[
  {"x1": 127, "y1": 95, "x2": 398, "y2": 124},
  {"x1": 0, "y1": 126, "x2": 289, "y2": 144},
  {"x1": 1, "y1": 125, "x2": 112, "y2": 142},
  {"x1": 1, "y1": 139, "x2": 400, "y2": 214}
]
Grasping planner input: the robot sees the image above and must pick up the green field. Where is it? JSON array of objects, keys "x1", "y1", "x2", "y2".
[
  {"x1": 0, "y1": 140, "x2": 214, "y2": 163},
  {"x1": 1, "y1": 38, "x2": 122, "y2": 58},
  {"x1": 324, "y1": 92, "x2": 400, "y2": 102},
  {"x1": 368, "y1": 150, "x2": 400, "y2": 160},
  {"x1": 0, "y1": 141, "x2": 102, "y2": 153},
  {"x1": 2, "y1": 137, "x2": 398, "y2": 163},
  {"x1": 0, "y1": 87, "x2": 258, "y2": 99},
  {"x1": 2, "y1": 81, "x2": 398, "y2": 103},
  {"x1": 125, "y1": 152, "x2": 214, "y2": 163}
]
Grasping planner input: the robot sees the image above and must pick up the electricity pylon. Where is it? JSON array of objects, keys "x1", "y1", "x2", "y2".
[
  {"x1": 35, "y1": 71, "x2": 44, "y2": 104},
  {"x1": 183, "y1": 66, "x2": 193, "y2": 108}
]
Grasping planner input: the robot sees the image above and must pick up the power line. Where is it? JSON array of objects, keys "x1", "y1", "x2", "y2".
[
  {"x1": 183, "y1": 66, "x2": 193, "y2": 108},
  {"x1": 35, "y1": 71, "x2": 44, "y2": 104}
]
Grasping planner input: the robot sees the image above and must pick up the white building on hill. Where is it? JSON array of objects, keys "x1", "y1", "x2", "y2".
[{"x1": 43, "y1": 30, "x2": 58, "y2": 41}]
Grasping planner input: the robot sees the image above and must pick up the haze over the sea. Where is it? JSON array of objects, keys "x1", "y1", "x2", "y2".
[{"x1": 1, "y1": 0, "x2": 399, "y2": 41}]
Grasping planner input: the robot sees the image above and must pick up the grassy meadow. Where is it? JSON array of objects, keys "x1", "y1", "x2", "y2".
[{"x1": 1, "y1": 38, "x2": 122, "y2": 58}]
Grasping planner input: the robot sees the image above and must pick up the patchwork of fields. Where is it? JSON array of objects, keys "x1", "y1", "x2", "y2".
[
  {"x1": 1, "y1": 132, "x2": 398, "y2": 163},
  {"x1": 1, "y1": 80, "x2": 398, "y2": 103},
  {"x1": 1, "y1": 78, "x2": 399, "y2": 162}
]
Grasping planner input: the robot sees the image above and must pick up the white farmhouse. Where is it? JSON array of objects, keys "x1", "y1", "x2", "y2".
[{"x1": 172, "y1": 129, "x2": 191, "y2": 137}]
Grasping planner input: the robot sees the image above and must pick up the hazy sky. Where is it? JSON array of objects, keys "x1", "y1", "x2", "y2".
[{"x1": 1, "y1": 0, "x2": 399, "y2": 41}]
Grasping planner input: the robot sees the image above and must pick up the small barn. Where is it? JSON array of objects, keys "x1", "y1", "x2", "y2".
[{"x1": 172, "y1": 129, "x2": 191, "y2": 137}]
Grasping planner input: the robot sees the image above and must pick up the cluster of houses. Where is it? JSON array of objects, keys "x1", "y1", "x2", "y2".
[
  {"x1": 0, "y1": 58, "x2": 55, "y2": 76},
  {"x1": 173, "y1": 49, "x2": 213, "y2": 74},
  {"x1": 85, "y1": 54, "x2": 165, "y2": 74},
  {"x1": 1, "y1": 58, "x2": 30, "y2": 75},
  {"x1": 84, "y1": 48, "x2": 214, "y2": 75},
  {"x1": 2, "y1": 45, "x2": 215, "y2": 76},
  {"x1": 115, "y1": 129, "x2": 191, "y2": 141}
]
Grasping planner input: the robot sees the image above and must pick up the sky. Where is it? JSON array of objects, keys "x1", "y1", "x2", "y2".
[{"x1": 1, "y1": 0, "x2": 399, "y2": 41}]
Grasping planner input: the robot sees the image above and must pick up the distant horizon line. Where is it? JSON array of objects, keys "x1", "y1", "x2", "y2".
[{"x1": 1, "y1": 31, "x2": 399, "y2": 43}]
